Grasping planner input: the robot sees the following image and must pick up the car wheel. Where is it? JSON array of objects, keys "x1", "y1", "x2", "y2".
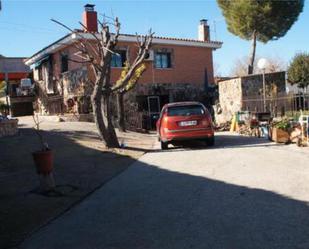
[
  {"x1": 206, "y1": 136, "x2": 215, "y2": 146},
  {"x1": 161, "y1": 141, "x2": 168, "y2": 150}
]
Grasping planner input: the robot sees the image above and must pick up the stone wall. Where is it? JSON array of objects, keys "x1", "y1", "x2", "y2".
[
  {"x1": 61, "y1": 67, "x2": 92, "y2": 114},
  {"x1": 216, "y1": 71, "x2": 286, "y2": 124},
  {"x1": 37, "y1": 113, "x2": 94, "y2": 123},
  {"x1": 35, "y1": 67, "x2": 91, "y2": 115},
  {"x1": 61, "y1": 67, "x2": 90, "y2": 98},
  {"x1": 122, "y1": 82, "x2": 208, "y2": 130},
  {"x1": 0, "y1": 119, "x2": 18, "y2": 138},
  {"x1": 134, "y1": 82, "x2": 205, "y2": 102},
  {"x1": 216, "y1": 78, "x2": 242, "y2": 124}
]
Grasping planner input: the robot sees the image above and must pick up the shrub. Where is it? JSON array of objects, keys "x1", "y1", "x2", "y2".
[
  {"x1": 273, "y1": 118, "x2": 291, "y2": 131},
  {"x1": 0, "y1": 101, "x2": 9, "y2": 115}
]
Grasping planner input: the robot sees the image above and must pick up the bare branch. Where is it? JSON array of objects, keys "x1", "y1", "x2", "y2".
[
  {"x1": 136, "y1": 32, "x2": 141, "y2": 44},
  {"x1": 112, "y1": 17, "x2": 121, "y2": 46},
  {"x1": 52, "y1": 18, "x2": 102, "y2": 62},
  {"x1": 99, "y1": 13, "x2": 116, "y2": 21},
  {"x1": 111, "y1": 30, "x2": 153, "y2": 92},
  {"x1": 51, "y1": 18, "x2": 75, "y2": 33},
  {"x1": 51, "y1": 18, "x2": 95, "y2": 57},
  {"x1": 79, "y1": 21, "x2": 101, "y2": 42},
  {"x1": 98, "y1": 21, "x2": 117, "y2": 27}
]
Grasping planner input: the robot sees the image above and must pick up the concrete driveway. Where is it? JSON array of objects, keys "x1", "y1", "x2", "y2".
[{"x1": 20, "y1": 133, "x2": 309, "y2": 249}]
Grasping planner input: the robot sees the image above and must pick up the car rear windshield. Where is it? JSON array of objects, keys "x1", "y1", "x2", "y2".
[{"x1": 167, "y1": 105, "x2": 205, "y2": 116}]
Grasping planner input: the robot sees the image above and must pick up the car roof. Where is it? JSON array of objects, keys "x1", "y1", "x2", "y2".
[{"x1": 164, "y1": 101, "x2": 203, "y2": 108}]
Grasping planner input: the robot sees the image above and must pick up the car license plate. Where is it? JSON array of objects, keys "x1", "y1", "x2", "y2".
[{"x1": 179, "y1": 120, "x2": 197, "y2": 126}]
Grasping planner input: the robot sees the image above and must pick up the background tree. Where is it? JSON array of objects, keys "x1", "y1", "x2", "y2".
[
  {"x1": 0, "y1": 81, "x2": 5, "y2": 97},
  {"x1": 230, "y1": 55, "x2": 286, "y2": 77},
  {"x1": 116, "y1": 62, "x2": 146, "y2": 132},
  {"x1": 287, "y1": 52, "x2": 309, "y2": 109},
  {"x1": 217, "y1": 0, "x2": 304, "y2": 75},
  {"x1": 213, "y1": 62, "x2": 221, "y2": 78},
  {"x1": 53, "y1": 17, "x2": 153, "y2": 148},
  {"x1": 288, "y1": 52, "x2": 309, "y2": 89}
]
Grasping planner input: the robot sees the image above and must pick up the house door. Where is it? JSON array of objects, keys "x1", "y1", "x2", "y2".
[{"x1": 147, "y1": 96, "x2": 160, "y2": 129}]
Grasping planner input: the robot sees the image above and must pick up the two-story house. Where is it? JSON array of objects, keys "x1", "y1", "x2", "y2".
[{"x1": 25, "y1": 4, "x2": 222, "y2": 129}]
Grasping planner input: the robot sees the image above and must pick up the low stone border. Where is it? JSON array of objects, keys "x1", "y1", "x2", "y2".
[
  {"x1": 37, "y1": 113, "x2": 94, "y2": 123},
  {"x1": 0, "y1": 119, "x2": 19, "y2": 138}
]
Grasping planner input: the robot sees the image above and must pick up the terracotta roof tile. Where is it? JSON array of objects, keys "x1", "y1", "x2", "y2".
[{"x1": 120, "y1": 33, "x2": 222, "y2": 45}]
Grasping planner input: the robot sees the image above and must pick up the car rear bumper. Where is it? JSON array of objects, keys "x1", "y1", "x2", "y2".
[{"x1": 161, "y1": 128, "x2": 214, "y2": 142}]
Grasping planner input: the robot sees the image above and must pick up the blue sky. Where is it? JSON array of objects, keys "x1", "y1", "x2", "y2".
[{"x1": 0, "y1": 0, "x2": 308, "y2": 75}]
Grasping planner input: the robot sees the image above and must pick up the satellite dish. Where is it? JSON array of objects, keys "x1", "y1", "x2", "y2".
[{"x1": 257, "y1": 58, "x2": 268, "y2": 70}]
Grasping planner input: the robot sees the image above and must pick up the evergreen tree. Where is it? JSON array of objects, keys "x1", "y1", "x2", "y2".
[
  {"x1": 217, "y1": 0, "x2": 304, "y2": 74},
  {"x1": 287, "y1": 52, "x2": 309, "y2": 90}
]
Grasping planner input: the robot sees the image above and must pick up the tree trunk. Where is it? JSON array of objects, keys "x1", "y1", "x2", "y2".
[
  {"x1": 117, "y1": 93, "x2": 126, "y2": 132},
  {"x1": 101, "y1": 93, "x2": 120, "y2": 148},
  {"x1": 305, "y1": 86, "x2": 308, "y2": 111},
  {"x1": 248, "y1": 30, "x2": 257, "y2": 75},
  {"x1": 91, "y1": 77, "x2": 109, "y2": 146},
  {"x1": 91, "y1": 81, "x2": 120, "y2": 148},
  {"x1": 303, "y1": 88, "x2": 306, "y2": 111},
  {"x1": 100, "y1": 56, "x2": 120, "y2": 148}
]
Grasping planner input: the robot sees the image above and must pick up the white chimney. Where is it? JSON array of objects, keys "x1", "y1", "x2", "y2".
[{"x1": 198, "y1": 19, "x2": 210, "y2": 42}]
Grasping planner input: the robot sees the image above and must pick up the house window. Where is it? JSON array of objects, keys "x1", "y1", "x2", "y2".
[
  {"x1": 61, "y1": 54, "x2": 69, "y2": 73},
  {"x1": 155, "y1": 52, "x2": 171, "y2": 68},
  {"x1": 111, "y1": 50, "x2": 127, "y2": 68}
]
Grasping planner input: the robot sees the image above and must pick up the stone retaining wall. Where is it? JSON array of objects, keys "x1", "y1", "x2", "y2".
[
  {"x1": 0, "y1": 119, "x2": 18, "y2": 138},
  {"x1": 216, "y1": 72, "x2": 286, "y2": 124},
  {"x1": 216, "y1": 78, "x2": 242, "y2": 124},
  {"x1": 37, "y1": 113, "x2": 94, "y2": 123}
]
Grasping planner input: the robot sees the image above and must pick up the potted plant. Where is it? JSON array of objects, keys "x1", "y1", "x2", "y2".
[
  {"x1": 32, "y1": 114, "x2": 54, "y2": 177},
  {"x1": 271, "y1": 118, "x2": 291, "y2": 143}
]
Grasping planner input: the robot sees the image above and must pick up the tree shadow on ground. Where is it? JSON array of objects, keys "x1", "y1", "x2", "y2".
[
  {"x1": 0, "y1": 127, "x2": 141, "y2": 249},
  {"x1": 125, "y1": 133, "x2": 280, "y2": 153},
  {"x1": 20, "y1": 158, "x2": 309, "y2": 249}
]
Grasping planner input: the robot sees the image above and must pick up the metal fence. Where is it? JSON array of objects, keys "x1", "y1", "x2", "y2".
[
  {"x1": 242, "y1": 93, "x2": 309, "y2": 116},
  {"x1": 125, "y1": 110, "x2": 151, "y2": 131}
]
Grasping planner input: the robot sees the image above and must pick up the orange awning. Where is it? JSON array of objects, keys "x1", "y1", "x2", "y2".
[{"x1": 0, "y1": 72, "x2": 29, "y2": 81}]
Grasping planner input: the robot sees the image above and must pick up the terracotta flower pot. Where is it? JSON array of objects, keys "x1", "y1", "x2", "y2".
[{"x1": 32, "y1": 150, "x2": 53, "y2": 175}]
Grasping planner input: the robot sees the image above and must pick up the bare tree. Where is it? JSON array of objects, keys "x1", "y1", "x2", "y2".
[
  {"x1": 263, "y1": 56, "x2": 287, "y2": 73},
  {"x1": 52, "y1": 17, "x2": 153, "y2": 148},
  {"x1": 230, "y1": 57, "x2": 249, "y2": 77},
  {"x1": 213, "y1": 62, "x2": 222, "y2": 78},
  {"x1": 230, "y1": 55, "x2": 286, "y2": 77}
]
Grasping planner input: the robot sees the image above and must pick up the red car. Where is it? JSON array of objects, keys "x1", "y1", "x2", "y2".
[{"x1": 156, "y1": 101, "x2": 215, "y2": 150}]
